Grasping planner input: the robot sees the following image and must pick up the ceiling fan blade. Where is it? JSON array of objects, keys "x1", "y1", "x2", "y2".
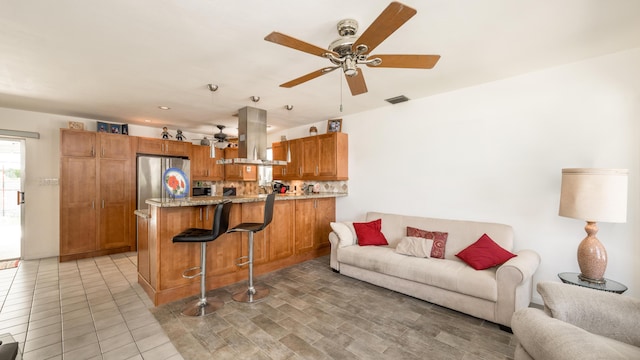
[
  {"x1": 353, "y1": 2, "x2": 417, "y2": 54},
  {"x1": 367, "y1": 54, "x2": 441, "y2": 69},
  {"x1": 280, "y1": 67, "x2": 339, "y2": 88},
  {"x1": 346, "y1": 72, "x2": 368, "y2": 96},
  {"x1": 265, "y1": 32, "x2": 338, "y2": 58}
]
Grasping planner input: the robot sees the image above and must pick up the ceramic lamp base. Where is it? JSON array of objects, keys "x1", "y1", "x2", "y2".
[{"x1": 577, "y1": 221, "x2": 608, "y2": 284}]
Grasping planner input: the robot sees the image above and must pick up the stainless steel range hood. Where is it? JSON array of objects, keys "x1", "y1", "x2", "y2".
[{"x1": 216, "y1": 106, "x2": 286, "y2": 166}]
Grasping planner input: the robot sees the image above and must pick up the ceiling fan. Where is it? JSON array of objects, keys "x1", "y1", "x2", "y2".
[
  {"x1": 264, "y1": 1, "x2": 440, "y2": 96},
  {"x1": 197, "y1": 125, "x2": 236, "y2": 148}
]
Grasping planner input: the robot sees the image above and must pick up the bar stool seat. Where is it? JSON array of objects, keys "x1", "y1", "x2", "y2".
[
  {"x1": 228, "y1": 192, "x2": 275, "y2": 303},
  {"x1": 172, "y1": 200, "x2": 232, "y2": 316}
]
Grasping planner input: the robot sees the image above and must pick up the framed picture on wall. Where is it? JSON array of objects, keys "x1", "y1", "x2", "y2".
[
  {"x1": 327, "y1": 119, "x2": 342, "y2": 133},
  {"x1": 109, "y1": 124, "x2": 121, "y2": 134},
  {"x1": 97, "y1": 122, "x2": 109, "y2": 133}
]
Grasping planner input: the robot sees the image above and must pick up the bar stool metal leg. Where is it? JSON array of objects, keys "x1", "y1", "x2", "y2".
[
  {"x1": 181, "y1": 242, "x2": 224, "y2": 316},
  {"x1": 232, "y1": 231, "x2": 269, "y2": 303}
]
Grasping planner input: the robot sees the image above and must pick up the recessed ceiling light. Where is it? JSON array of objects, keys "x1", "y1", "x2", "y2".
[
  {"x1": 158, "y1": 106, "x2": 170, "y2": 110},
  {"x1": 144, "y1": 119, "x2": 151, "y2": 123}
]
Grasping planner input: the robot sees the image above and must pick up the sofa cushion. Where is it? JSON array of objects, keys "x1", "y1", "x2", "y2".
[
  {"x1": 354, "y1": 219, "x2": 388, "y2": 246},
  {"x1": 395, "y1": 236, "x2": 434, "y2": 258},
  {"x1": 406, "y1": 226, "x2": 448, "y2": 259},
  {"x1": 330, "y1": 222, "x2": 357, "y2": 247},
  {"x1": 456, "y1": 233, "x2": 517, "y2": 270},
  {"x1": 337, "y1": 245, "x2": 498, "y2": 301}
]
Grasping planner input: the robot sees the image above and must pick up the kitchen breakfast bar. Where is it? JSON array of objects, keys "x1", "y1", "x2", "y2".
[{"x1": 135, "y1": 193, "x2": 344, "y2": 306}]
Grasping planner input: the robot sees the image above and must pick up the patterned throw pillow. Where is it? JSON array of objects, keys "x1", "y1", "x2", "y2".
[{"x1": 406, "y1": 226, "x2": 448, "y2": 259}]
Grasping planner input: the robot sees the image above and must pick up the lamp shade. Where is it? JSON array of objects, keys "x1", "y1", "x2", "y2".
[{"x1": 559, "y1": 168, "x2": 628, "y2": 223}]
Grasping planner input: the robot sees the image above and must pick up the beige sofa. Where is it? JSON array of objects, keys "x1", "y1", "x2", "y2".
[
  {"x1": 512, "y1": 282, "x2": 640, "y2": 359},
  {"x1": 328, "y1": 212, "x2": 540, "y2": 327}
]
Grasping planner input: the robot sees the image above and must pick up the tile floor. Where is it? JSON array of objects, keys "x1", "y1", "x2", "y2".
[
  {"x1": 0, "y1": 253, "x2": 182, "y2": 360},
  {"x1": 1, "y1": 253, "x2": 518, "y2": 360},
  {"x1": 152, "y1": 256, "x2": 517, "y2": 360}
]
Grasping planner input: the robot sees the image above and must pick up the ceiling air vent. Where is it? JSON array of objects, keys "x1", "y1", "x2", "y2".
[{"x1": 385, "y1": 95, "x2": 410, "y2": 104}]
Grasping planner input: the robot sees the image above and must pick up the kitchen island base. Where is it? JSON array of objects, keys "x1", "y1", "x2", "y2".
[{"x1": 138, "y1": 195, "x2": 339, "y2": 306}]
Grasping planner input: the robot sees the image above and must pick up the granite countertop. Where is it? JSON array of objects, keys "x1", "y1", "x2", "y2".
[{"x1": 145, "y1": 192, "x2": 347, "y2": 208}]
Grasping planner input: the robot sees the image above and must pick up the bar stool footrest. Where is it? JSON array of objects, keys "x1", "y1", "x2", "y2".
[
  {"x1": 235, "y1": 256, "x2": 250, "y2": 267},
  {"x1": 182, "y1": 266, "x2": 202, "y2": 279}
]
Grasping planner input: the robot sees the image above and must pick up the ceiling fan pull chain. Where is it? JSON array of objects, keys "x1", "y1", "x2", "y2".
[{"x1": 339, "y1": 73, "x2": 343, "y2": 112}]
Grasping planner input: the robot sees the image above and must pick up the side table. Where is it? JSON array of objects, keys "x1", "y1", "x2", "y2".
[{"x1": 558, "y1": 272, "x2": 627, "y2": 294}]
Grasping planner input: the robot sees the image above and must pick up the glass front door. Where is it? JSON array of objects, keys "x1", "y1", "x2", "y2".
[{"x1": 0, "y1": 138, "x2": 23, "y2": 260}]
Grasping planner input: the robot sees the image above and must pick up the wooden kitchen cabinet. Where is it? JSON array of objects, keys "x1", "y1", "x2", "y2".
[
  {"x1": 272, "y1": 133, "x2": 347, "y2": 180},
  {"x1": 223, "y1": 148, "x2": 257, "y2": 181},
  {"x1": 191, "y1": 145, "x2": 224, "y2": 181},
  {"x1": 137, "y1": 136, "x2": 191, "y2": 157},
  {"x1": 59, "y1": 129, "x2": 134, "y2": 261},
  {"x1": 295, "y1": 197, "x2": 336, "y2": 254},
  {"x1": 240, "y1": 200, "x2": 294, "y2": 263},
  {"x1": 272, "y1": 139, "x2": 302, "y2": 180}
]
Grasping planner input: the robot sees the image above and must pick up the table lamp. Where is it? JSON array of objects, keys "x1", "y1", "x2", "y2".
[{"x1": 559, "y1": 168, "x2": 628, "y2": 283}]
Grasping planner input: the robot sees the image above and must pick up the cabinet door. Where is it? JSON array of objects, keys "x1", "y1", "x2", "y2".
[
  {"x1": 317, "y1": 133, "x2": 337, "y2": 177},
  {"x1": 240, "y1": 201, "x2": 269, "y2": 265},
  {"x1": 60, "y1": 157, "x2": 97, "y2": 255},
  {"x1": 272, "y1": 142, "x2": 287, "y2": 180},
  {"x1": 223, "y1": 148, "x2": 241, "y2": 180},
  {"x1": 191, "y1": 145, "x2": 209, "y2": 179},
  {"x1": 209, "y1": 148, "x2": 225, "y2": 180},
  {"x1": 100, "y1": 133, "x2": 130, "y2": 159},
  {"x1": 268, "y1": 200, "x2": 294, "y2": 261},
  {"x1": 61, "y1": 130, "x2": 96, "y2": 157},
  {"x1": 314, "y1": 197, "x2": 335, "y2": 249},
  {"x1": 99, "y1": 158, "x2": 131, "y2": 249},
  {"x1": 301, "y1": 137, "x2": 319, "y2": 177},
  {"x1": 285, "y1": 139, "x2": 302, "y2": 179},
  {"x1": 294, "y1": 199, "x2": 316, "y2": 253},
  {"x1": 206, "y1": 204, "x2": 242, "y2": 276},
  {"x1": 138, "y1": 137, "x2": 165, "y2": 155},
  {"x1": 165, "y1": 141, "x2": 191, "y2": 157}
]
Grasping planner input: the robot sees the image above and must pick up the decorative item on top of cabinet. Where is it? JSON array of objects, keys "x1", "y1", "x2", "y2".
[{"x1": 327, "y1": 119, "x2": 342, "y2": 133}]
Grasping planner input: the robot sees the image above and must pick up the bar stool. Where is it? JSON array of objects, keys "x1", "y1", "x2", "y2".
[
  {"x1": 172, "y1": 200, "x2": 232, "y2": 316},
  {"x1": 228, "y1": 192, "x2": 275, "y2": 303}
]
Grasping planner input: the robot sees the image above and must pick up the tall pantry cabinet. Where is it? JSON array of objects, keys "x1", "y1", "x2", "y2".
[{"x1": 60, "y1": 129, "x2": 134, "y2": 261}]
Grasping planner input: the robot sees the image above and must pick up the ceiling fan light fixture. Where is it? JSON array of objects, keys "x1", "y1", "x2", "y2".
[{"x1": 343, "y1": 56, "x2": 358, "y2": 77}]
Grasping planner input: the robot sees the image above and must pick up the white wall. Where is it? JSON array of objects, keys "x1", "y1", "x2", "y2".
[
  {"x1": 0, "y1": 110, "x2": 208, "y2": 259},
  {"x1": 331, "y1": 48, "x2": 639, "y2": 302}
]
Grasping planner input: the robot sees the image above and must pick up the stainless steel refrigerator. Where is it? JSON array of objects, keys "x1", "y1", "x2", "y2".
[{"x1": 137, "y1": 155, "x2": 190, "y2": 210}]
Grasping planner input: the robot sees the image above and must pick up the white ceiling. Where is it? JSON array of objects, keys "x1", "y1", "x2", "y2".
[{"x1": 1, "y1": 0, "x2": 639, "y2": 136}]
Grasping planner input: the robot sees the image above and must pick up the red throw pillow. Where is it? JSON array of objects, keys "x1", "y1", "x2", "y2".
[
  {"x1": 406, "y1": 226, "x2": 448, "y2": 259},
  {"x1": 456, "y1": 233, "x2": 517, "y2": 270},
  {"x1": 353, "y1": 219, "x2": 388, "y2": 246}
]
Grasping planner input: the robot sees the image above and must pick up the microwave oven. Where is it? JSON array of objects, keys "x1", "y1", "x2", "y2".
[{"x1": 192, "y1": 187, "x2": 212, "y2": 197}]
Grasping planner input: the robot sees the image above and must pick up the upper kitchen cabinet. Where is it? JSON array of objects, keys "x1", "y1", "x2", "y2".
[
  {"x1": 273, "y1": 132, "x2": 348, "y2": 181},
  {"x1": 60, "y1": 129, "x2": 96, "y2": 157},
  {"x1": 137, "y1": 137, "x2": 191, "y2": 157},
  {"x1": 272, "y1": 139, "x2": 302, "y2": 180},
  {"x1": 223, "y1": 148, "x2": 257, "y2": 181},
  {"x1": 191, "y1": 145, "x2": 224, "y2": 181}
]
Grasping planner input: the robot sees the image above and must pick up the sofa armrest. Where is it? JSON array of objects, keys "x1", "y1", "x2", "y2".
[
  {"x1": 537, "y1": 281, "x2": 640, "y2": 347},
  {"x1": 328, "y1": 232, "x2": 340, "y2": 271},
  {"x1": 512, "y1": 307, "x2": 640, "y2": 360},
  {"x1": 495, "y1": 249, "x2": 541, "y2": 326}
]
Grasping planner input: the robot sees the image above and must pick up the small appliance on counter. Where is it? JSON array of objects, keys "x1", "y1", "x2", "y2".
[
  {"x1": 273, "y1": 182, "x2": 289, "y2": 194},
  {"x1": 223, "y1": 187, "x2": 236, "y2": 196},
  {"x1": 192, "y1": 186, "x2": 212, "y2": 197}
]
